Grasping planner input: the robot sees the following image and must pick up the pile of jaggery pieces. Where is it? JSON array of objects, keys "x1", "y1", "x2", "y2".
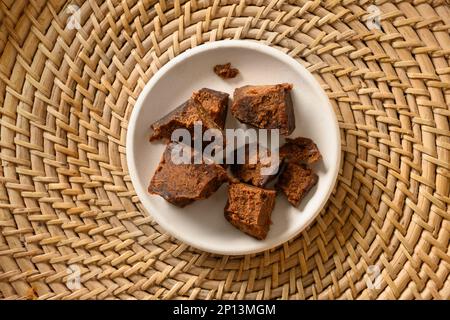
[{"x1": 148, "y1": 83, "x2": 322, "y2": 240}]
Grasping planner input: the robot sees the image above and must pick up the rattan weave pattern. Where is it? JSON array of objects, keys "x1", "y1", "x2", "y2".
[{"x1": 0, "y1": 0, "x2": 449, "y2": 300}]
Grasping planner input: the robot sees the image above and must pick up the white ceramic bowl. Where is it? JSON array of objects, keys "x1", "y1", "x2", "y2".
[{"x1": 126, "y1": 40, "x2": 340, "y2": 255}]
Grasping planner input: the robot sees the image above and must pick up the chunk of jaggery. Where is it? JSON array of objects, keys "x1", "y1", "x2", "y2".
[
  {"x1": 213, "y1": 63, "x2": 239, "y2": 79},
  {"x1": 231, "y1": 144, "x2": 281, "y2": 188},
  {"x1": 224, "y1": 183, "x2": 276, "y2": 240},
  {"x1": 149, "y1": 98, "x2": 221, "y2": 142},
  {"x1": 279, "y1": 137, "x2": 322, "y2": 164},
  {"x1": 231, "y1": 84, "x2": 295, "y2": 135},
  {"x1": 148, "y1": 142, "x2": 228, "y2": 207},
  {"x1": 192, "y1": 88, "x2": 229, "y2": 129},
  {"x1": 276, "y1": 162, "x2": 318, "y2": 207}
]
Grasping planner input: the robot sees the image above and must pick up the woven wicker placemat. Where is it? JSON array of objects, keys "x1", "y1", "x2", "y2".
[{"x1": 0, "y1": 0, "x2": 449, "y2": 300}]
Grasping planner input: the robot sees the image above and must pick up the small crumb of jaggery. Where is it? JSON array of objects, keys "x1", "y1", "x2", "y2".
[{"x1": 213, "y1": 63, "x2": 239, "y2": 79}]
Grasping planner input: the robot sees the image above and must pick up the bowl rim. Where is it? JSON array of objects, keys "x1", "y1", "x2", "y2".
[{"x1": 126, "y1": 40, "x2": 341, "y2": 255}]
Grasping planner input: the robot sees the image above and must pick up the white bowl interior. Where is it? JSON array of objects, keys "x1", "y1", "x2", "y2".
[{"x1": 127, "y1": 40, "x2": 340, "y2": 255}]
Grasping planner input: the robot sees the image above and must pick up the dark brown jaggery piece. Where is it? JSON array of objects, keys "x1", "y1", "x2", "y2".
[
  {"x1": 192, "y1": 88, "x2": 229, "y2": 129},
  {"x1": 213, "y1": 63, "x2": 239, "y2": 79},
  {"x1": 224, "y1": 183, "x2": 276, "y2": 240},
  {"x1": 231, "y1": 84, "x2": 295, "y2": 135},
  {"x1": 279, "y1": 137, "x2": 322, "y2": 164},
  {"x1": 276, "y1": 162, "x2": 318, "y2": 207},
  {"x1": 149, "y1": 98, "x2": 221, "y2": 142},
  {"x1": 148, "y1": 143, "x2": 228, "y2": 207},
  {"x1": 231, "y1": 144, "x2": 281, "y2": 188}
]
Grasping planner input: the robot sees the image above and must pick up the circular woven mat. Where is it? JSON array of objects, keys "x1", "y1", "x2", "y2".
[{"x1": 0, "y1": 0, "x2": 449, "y2": 300}]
